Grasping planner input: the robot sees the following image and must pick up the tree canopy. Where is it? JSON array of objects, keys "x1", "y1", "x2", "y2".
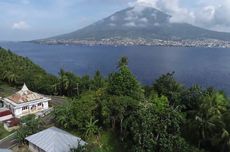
[{"x1": 1, "y1": 47, "x2": 230, "y2": 152}]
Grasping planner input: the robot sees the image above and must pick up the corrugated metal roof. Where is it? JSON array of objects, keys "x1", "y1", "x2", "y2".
[
  {"x1": 0, "y1": 149, "x2": 12, "y2": 152},
  {"x1": 25, "y1": 127, "x2": 86, "y2": 152}
]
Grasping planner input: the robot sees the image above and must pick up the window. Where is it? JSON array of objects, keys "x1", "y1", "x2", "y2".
[
  {"x1": 22, "y1": 106, "x2": 28, "y2": 110},
  {"x1": 38, "y1": 103, "x2": 42, "y2": 106}
]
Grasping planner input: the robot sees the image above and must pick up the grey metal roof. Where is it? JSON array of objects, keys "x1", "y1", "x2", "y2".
[
  {"x1": 25, "y1": 127, "x2": 86, "y2": 152},
  {"x1": 0, "y1": 149, "x2": 12, "y2": 152}
]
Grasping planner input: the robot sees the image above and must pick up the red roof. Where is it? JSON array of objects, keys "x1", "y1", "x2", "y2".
[
  {"x1": 7, "y1": 84, "x2": 44, "y2": 104},
  {"x1": 4, "y1": 118, "x2": 20, "y2": 127},
  {"x1": 0, "y1": 110, "x2": 12, "y2": 117}
]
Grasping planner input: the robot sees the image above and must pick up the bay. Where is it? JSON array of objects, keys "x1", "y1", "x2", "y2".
[{"x1": 1, "y1": 41, "x2": 230, "y2": 94}]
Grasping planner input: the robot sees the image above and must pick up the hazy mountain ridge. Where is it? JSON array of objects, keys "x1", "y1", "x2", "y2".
[{"x1": 37, "y1": 6, "x2": 230, "y2": 46}]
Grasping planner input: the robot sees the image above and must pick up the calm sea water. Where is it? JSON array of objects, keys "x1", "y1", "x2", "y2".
[{"x1": 1, "y1": 42, "x2": 230, "y2": 94}]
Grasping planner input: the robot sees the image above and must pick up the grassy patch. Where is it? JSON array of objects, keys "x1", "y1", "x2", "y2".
[
  {"x1": 86, "y1": 131, "x2": 124, "y2": 152},
  {"x1": 11, "y1": 144, "x2": 29, "y2": 152},
  {"x1": 0, "y1": 124, "x2": 12, "y2": 139}
]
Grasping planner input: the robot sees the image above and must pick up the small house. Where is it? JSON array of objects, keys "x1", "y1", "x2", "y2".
[
  {"x1": 1, "y1": 84, "x2": 51, "y2": 118},
  {"x1": 25, "y1": 127, "x2": 86, "y2": 152},
  {"x1": 3, "y1": 117, "x2": 20, "y2": 131}
]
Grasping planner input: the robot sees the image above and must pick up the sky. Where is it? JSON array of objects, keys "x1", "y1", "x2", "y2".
[{"x1": 1, "y1": 0, "x2": 230, "y2": 41}]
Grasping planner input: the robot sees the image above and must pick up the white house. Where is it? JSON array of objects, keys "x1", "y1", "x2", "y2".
[
  {"x1": 26, "y1": 127, "x2": 86, "y2": 152},
  {"x1": 1, "y1": 84, "x2": 51, "y2": 118}
]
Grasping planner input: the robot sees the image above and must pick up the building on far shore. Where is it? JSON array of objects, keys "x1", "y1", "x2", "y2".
[{"x1": 1, "y1": 84, "x2": 51, "y2": 118}]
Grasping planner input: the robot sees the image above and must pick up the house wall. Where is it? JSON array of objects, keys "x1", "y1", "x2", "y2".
[
  {"x1": 14, "y1": 108, "x2": 22, "y2": 117},
  {"x1": 2, "y1": 98, "x2": 50, "y2": 118},
  {"x1": 14, "y1": 101, "x2": 49, "y2": 118},
  {"x1": 0, "y1": 114, "x2": 13, "y2": 122},
  {"x1": 43, "y1": 101, "x2": 49, "y2": 109},
  {"x1": 28, "y1": 143, "x2": 45, "y2": 152},
  {"x1": 4, "y1": 123, "x2": 19, "y2": 132}
]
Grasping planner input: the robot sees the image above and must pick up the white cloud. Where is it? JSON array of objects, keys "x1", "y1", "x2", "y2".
[
  {"x1": 194, "y1": 6, "x2": 216, "y2": 26},
  {"x1": 139, "y1": 17, "x2": 148, "y2": 23},
  {"x1": 124, "y1": 22, "x2": 136, "y2": 27},
  {"x1": 136, "y1": 0, "x2": 158, "y2": 7},
  {"x1": 125, "y1": 12, "x2": 138, "y2": 21},
  {"x1": 193, "y1": 0, "x2": 230, "y2": 32},
  {"x1": 12, "y1": 21, "x2": 29, "y2": 30},
  {"x1": 134, "y1": 0, "x2": 195, "y2": 24},
  {"x1": 132, "y1": 0, "x2": 230, "y2": 32},
  {"x1": 154, "y1": 22, "x2": 160, "y2": 26},
  {"x1": 109, "y1": 23, "x2": 116, "y2": 26},
  {"x1": 110, "y1": 16, "x2": 116, "y2": 21}
]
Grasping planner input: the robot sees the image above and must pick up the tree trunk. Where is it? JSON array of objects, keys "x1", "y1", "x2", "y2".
[
  {"x1": 120, "y1": 119, "x2": 123, "y2": 134},
  {"x1": 112, "y1": 117, "x2": 116, "y2": 129}
]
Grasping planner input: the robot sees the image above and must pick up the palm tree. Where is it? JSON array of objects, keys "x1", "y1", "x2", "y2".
[
  {"x1": 219, "y1": 129, "x2": 230, "y2": 151},
  {"x1": 8, "y1": 72, "x2": 18, "y2": 84},
  {"x1": 2, "y1": 71, "x2": 18, "y2": 84},
  {"x1": 53, "y1": 101, "x2": 73, "y2": 128},
  {"x1": 85, "y1": 117, "x2": 99, "y2": 138},
  {"x1": 118, "y1": 56, "x2": 128, "y2": 68},
  {"x1": 194, "y1": 92, "x2": 227, "y2": 148},
  {"x1": 54, "y1": 69, "x2": 71, "y2": 95},
  {"x1": 195, "y1": 115, "x2": 215, "y2": 144}
]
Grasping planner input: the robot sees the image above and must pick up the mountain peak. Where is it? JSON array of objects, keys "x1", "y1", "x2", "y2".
[
  {"x1": 102, "y1": 6, "x2": 170, "y2": 28},
  {"x1": 42, "y1": 7, "x2": 230, "y2": 42}
]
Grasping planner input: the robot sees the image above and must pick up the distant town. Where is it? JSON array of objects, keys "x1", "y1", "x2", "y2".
[{"x1": 37, "y1": 38, "x2": 230, "y2": 48}]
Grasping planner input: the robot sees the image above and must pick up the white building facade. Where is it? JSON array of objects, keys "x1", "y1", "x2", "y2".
[{"x1": 1, "y1": 84, "x2": 51, "y2": 118}]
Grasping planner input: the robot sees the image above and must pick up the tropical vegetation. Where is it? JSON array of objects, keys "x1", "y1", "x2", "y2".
[{"x1": 1, "y1": 47, "x2": 230, "y2": 152}]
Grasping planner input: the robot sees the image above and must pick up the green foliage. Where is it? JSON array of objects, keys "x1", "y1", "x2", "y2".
[
  {"x1": 82, "y1": 131, "x2": 124, "y2": 152},
  {"x1": 15, "y1": 114, "x2": 44, "y2": 144},
  {"x1": 180, "y1": 85, "x2": 203, "y2": 113},
  {"x1": 102, "y1": 96, "x2": 139, "y2": 131},
  {"x1": 51, "y1": 57, "x2": 230, "y2": 152},
  {"x1": 153, "y1": 72, "x2": 183, "y2": 106},
  {"x1": 0, "y1": 48, "x2": 57, "y2": 94},
  {"x1": 53, "y1": 69, "x2": 81, "y2": 96},
  {"x1": 92, "y1": 70, "x2": 106, "y2": 90},
  {"x1": 108, "y1": 63, "x2": 144, "y2": 100},
  {"x1": 2, "y1": 49, "x2": 230, "y2": 152},
  {"x1": 122, "y1": 95, "x2": 186, "y2": 152},
  {"x1": 54, "y1": 69, "x2": 106, "y2": 97},
  {"x1": 85, "y1": 117, "x2": 99, "y2": 138},
  {"x1": 70, "y1": 141, "x2": 87, "y2": 152},
  {"x1": 182, "y1": 88, "x2": 230, "y2": 152},
  {"x1": 118, "y1": 56, "x2": 128, "y2": 68},
  {"x1": 53, "y1": 91, "x2": 98, "y2": 132},
  {"x1": 0, "y1": 124, "x2": 12, "y2": 139}
]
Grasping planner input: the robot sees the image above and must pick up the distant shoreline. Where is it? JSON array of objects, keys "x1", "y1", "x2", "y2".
[{"x1": 33, "y1": 39, "x2": 230, "y2": 48}]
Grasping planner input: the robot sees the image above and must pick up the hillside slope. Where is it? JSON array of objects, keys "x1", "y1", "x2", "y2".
[{"x1": 45, "y1": 6, "x2": 230, "y2": 41}]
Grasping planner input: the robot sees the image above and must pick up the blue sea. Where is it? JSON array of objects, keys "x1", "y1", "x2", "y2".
[{"x1": 1, "y1": 42, "x2": 230, "y2": 94}]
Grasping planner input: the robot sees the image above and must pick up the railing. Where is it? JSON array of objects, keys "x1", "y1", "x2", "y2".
[
  {"x1": 0, "y1": 132, "x2": 17, "y2": 148},
  {"x1": 0, "y1": 132, "x2": 15, "y2": 143}
]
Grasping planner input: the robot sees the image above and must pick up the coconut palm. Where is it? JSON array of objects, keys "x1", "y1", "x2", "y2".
[{"x1": 85, "y1": 117, "x2": 99, "y2": 138}]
